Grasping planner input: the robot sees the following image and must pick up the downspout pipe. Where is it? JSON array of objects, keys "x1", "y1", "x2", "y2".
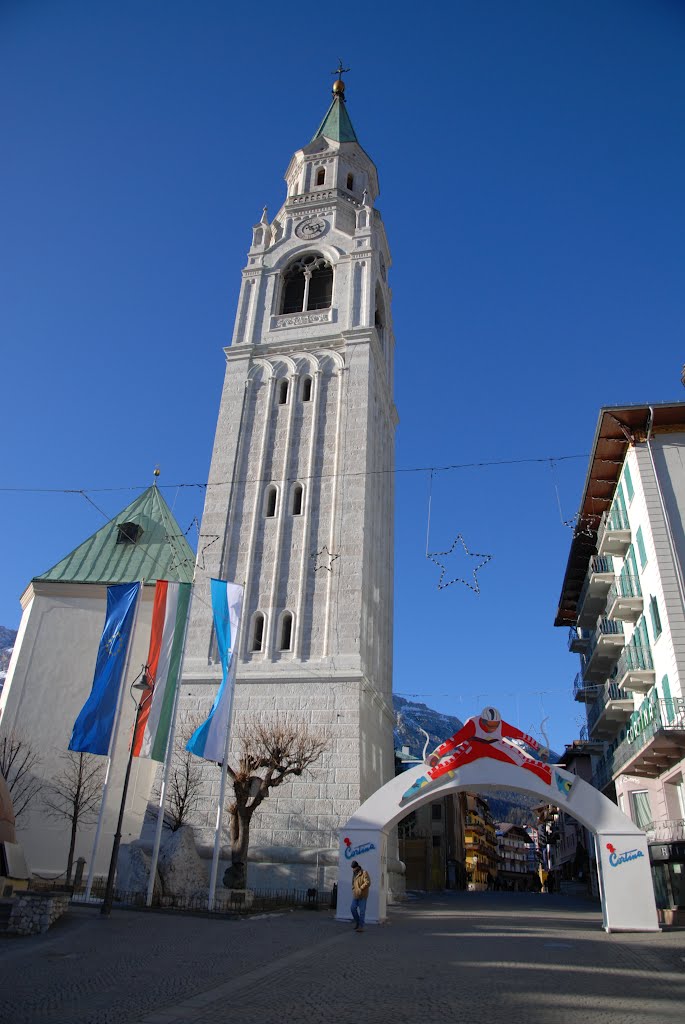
[{"x1": 645, "y1": 406, "x2": 685, "y2": 617}]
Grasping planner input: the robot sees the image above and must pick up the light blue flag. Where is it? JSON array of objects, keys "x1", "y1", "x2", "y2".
[
  {"x1": 69, "y1": 581, "x2": 141, "y2": 756},
  {"x1": 187, "y1": 579, "x2": 243, "y2": 762}
]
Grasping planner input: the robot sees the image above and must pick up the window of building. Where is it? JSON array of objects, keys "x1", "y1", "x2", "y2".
[
  {"x1": 316, "y1": 167, "x2": 325, "y2": 186},
  {"x1": 629, "y1": 790, "x2": 653, "y2": 830},
  {"x1": 292, "y1": 483, "x2": 303, "y2": 516},
  {"x1": 281, "y1": 254, "x2": 333, "y2": 314},
  {"x1": 265, "y1": 486, "x2": 277, "y2": 517},
  {"x1": 431, "y1": 803, "x2": 442, "y2": 821},
  {"x1": 636, "y1": 526, "x2": 648, "y2": 569},
  {"x1": 301, "y1": 376, "x2": 312, "y2": 402},
  {"x1": 649, "y1": 595, "x2": 662, "y2": 640},
  {"x1": 251, "y1": 613, "x2": 265, "y2": 652},
  {"x1": 278, "y1": 379, "x2": 289, "y2": 405},
  {"x1": 279, "y1": 612, "x2": 293, "y2": 651},
  {"x1": 432, "y1": 835, "x2": 441, "y2": 848},
  {"x1": 624, "y1": 463, "x2": 635, "y2": 502},
  {"x1": 346, "y1": 172, "x2": 354, "y2": 191},
  {"x1": 116, "y1": 521, "x2": 143, "y2": 545}
]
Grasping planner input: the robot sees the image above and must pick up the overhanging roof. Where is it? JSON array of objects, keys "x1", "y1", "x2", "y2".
[{"x1": 554, "y1": 402, "x2": 685, "y2": 627}]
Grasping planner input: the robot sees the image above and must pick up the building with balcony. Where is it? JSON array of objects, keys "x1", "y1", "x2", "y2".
[
  {"x1": 496, "y1": 824, "x2": 536, "y2": 891},
  {"x1": 556, "y1": 402, "x2": 685, "y2": 923},
  {"x1": 464, "y1": 794, "x2": 499, "y2": 891}
]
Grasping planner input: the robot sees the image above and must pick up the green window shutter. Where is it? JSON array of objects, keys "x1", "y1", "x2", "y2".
[
  {"x1": 662, "y1": 674, "x2": 674, "y2": 723},
  {"x1": 636, "y1": 526, "x2": 647, "y2": 569},
  {"x1": 624, "y1": 463, "x2": 634, "y2": 502},
  {"x1": 649, "y1": 595, "x2": 662, "y2": 640}
]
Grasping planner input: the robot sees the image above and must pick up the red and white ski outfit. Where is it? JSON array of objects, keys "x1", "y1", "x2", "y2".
[{"x1": 426, "y1": 715, "x2": 552, "y2": 786}]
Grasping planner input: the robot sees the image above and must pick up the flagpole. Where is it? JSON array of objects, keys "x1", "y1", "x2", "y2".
[
  {"x1": 145, "y1": 583, "x2": 194, "y2": 907},
  {"x1": 207, "y1": 607, "x2": 245, "y2": 910},
  {"x1": 84, "y1": 584, "x2": 143, "y2": 900}
]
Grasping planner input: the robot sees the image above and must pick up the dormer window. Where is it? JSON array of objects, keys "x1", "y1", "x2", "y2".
[
  {"x1": 116, "y1": 522, "x2": 143, "y2": 545},
  {"x1": 281, "y1": 254, "x2": 333, "y2": 314},
  {"x1": 346, "y1": 173, "x2": 354, "y2": 191},
  {"x1": 316, "y1": 167, "x2": 326, "y2": 186}
]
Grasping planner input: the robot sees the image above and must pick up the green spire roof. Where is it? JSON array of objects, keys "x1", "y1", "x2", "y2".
[
  {"x1": 36, "y1": 485, "x2": 195, "y2": 586},
  {"x1": 311, "y1": 95, "x2": 358, "y2": 144}
]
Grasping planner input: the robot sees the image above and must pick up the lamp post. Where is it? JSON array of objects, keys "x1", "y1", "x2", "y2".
[{"x1": 100, "y1": 670, "x2": 153, "y2": 917}]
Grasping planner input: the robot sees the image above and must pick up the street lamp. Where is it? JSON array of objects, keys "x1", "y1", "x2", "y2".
[{"x1": 100, "y1": 669, "x2": 153, "y2": 917}]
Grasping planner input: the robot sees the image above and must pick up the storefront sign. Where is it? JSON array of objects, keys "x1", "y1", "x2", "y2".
[{"x1": 606, "y1": 842, "x2": 645, "y2": 867}]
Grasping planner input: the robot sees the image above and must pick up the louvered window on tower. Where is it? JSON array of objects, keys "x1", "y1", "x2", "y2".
[
  {"x1": 302, "y1": 376, "x2": 312, "y2": 402},
  {"x1": 116, "y1": 522, "x2": 143, "y2": 545},
  {"x1": 278, "y1": 379, "x2": 289, "y2": 404},
  {"x1": 281, "y1": 255, "x2": 333, "y2": 314},
  {"x1": 316, "y1": 167, "x2": 325, "y2": 185},
  {"x1": 292, "y1": 483, "x2": 303, "y2": 516}
]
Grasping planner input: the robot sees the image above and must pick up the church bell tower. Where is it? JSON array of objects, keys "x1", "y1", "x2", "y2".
[{"x1": 182, "y1": 73, "x2": 398, "y2": 886}]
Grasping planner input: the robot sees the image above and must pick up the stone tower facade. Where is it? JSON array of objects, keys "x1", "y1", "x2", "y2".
[{"x1": 181, "y1": 78, "x2": 397, "y2": 888}]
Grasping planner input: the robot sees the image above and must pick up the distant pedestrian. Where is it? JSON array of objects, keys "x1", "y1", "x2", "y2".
[{"x1": 350, "y1": 860, "x2": 371, "y2": 932}]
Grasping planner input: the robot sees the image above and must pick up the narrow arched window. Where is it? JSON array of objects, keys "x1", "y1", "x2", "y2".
[
  {"x1": 265, "y1": 486, "x2": 277, "y2": 517},
  {"x1": 278, "y1": 379, "x2": 289, "y2": 405},
  {"x1": 252, "y1": 613, "x2": 265, "y2": 652},
  {"x1": 281, "y1": 254, "x2": 333, "y2": 314},
  {"x1": 346, "y1": 172, "x2": 354, "y2": 191},
  {"x1": 302, "y1": 376, "x2": 312, "y2": 402},
  {"x1": 280, "y1": 612, "x2": 293, "y2": 651},
  {"x1": 316, "y1": 167, "x2": 325, "y2": 186},
  {"x1": 292, "y1": 483, "x2": 303, "y2": 516}
]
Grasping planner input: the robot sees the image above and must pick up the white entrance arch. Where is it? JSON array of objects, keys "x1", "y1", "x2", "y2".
[{"x1": 337, "y1": 758, "x2": 659, "y2": 932}]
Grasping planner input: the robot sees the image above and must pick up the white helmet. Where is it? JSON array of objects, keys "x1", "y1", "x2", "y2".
[{"x1": 480, "y1": 706, "x2": 501, "y2": 723}]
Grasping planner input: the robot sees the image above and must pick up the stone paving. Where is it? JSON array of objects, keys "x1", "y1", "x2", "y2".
[{"x1": 1, "y1": 892, "x2": 684, "y2": 1024}]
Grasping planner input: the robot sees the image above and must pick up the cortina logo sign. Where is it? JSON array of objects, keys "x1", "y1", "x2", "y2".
[
  {"x1": 606, "y1": 842, "x2": 644, "y2": 868},
  {"x1": 343, "y1": 837, "x2": 376, "y2": 860}
]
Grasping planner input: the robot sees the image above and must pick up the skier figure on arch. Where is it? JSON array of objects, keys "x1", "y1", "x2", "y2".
[{"x1": 402, "y1": 707, "x2": 552, "y2": 802}]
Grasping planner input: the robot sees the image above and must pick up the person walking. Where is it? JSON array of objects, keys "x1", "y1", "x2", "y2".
[{"x1": 350, "y1": 860, "x2": 371, "y2": 932}]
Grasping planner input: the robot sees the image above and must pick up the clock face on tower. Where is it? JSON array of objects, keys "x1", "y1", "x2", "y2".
[{"x1": 295, "y1": 217, "x2": 327, "y2": 240}]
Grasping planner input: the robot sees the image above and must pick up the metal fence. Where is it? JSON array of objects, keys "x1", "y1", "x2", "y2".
[{"x1": 26, "y1": 879, "x2": 336, "y2": 916}]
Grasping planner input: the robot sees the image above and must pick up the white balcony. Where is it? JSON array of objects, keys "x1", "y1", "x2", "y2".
[
  {"x1": 597, "y1": 508, "x2": 631, "y2": 558},
  {"x1": 582, "y1": 617, "x2": 625, "y2": 682},
  {"x1": 588, "y1": 682, "x2": 633, "y2": 739},
  {"x1": 615, "y1": 645, "x2": 655, "y2": 695},
  {"x1": 606, "y1": 576, "x2": 643, "y2": 622},
  {"x1": 576, "y1": 556, "x2": 616, "y2": 628}
]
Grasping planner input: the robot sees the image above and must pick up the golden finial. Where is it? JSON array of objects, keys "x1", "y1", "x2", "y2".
[
  {"x1": 153, "y1": 465, "x2": 161, "y2": 481},
  {"x1": 331, "y1": 59, "x2": 350, "y2": 97}
]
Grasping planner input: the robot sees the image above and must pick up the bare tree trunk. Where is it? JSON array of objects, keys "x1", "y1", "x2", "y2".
[
  {"x1": 66, "y1": 817, "x2": 78, "y2": 885},
  {"x1": 229, "y1": 810, "x2": 251, "y2": 890}
]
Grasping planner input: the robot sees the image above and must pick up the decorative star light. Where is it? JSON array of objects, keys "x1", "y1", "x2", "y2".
[
  {"x1": 427, "y1": 534, "x2": 492, "y2": 593},
  {"x1": 311, "y1": 545, "x2": 339, "y2": 573}
]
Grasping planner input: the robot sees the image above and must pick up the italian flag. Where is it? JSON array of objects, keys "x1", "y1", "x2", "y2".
[{"x1": 132, "y1": 580, "x2": 191, "y2": 761}]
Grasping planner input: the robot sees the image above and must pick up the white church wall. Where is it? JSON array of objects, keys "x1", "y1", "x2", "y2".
[{"x1": 1, "y1": 583, "x2": 158, "y2": 878}]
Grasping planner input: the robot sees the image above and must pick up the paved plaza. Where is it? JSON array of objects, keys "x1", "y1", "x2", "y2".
[{"x1": 1, "y1": 892, "x2": 684, "y2": 1024}]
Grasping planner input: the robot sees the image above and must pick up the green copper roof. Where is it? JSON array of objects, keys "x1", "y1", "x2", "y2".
[
  {"x1": 36, "y1": 485, "x2": 195, "y2": 586},
  {"x1": 311, "y1": 95, "x2": 358, "y2": 144}
]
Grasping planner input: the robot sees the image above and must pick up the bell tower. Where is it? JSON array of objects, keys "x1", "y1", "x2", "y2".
[{"x1": 182, "y1": 73, "x2": 398, "y2": 887}]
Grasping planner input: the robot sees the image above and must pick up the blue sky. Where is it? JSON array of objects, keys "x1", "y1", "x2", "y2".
[{"x1": 1, "y1": 1, "x2": 683, "y2": 753}]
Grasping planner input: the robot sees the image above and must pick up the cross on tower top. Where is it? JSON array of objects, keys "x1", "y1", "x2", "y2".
[
  {"x1": 331, "y1": 59, "x2": 350, "y2": 78},
  {"x1": 331, "y1": 60, "x2": 350, "y2": 98}
]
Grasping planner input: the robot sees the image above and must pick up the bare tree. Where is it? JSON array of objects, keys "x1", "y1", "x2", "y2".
[
  {"x1": 159, "y1": 713, "x2": 206, "y2": 832},
  {"x1": 0, "y1": 732, "x2": 43, "y2": 820},
  {"x1": 223, "y1": 716, "x2": 328, "y2": 891},
  {"x1": 43, "y1": 751, "x2": 105, "y2": 883}
]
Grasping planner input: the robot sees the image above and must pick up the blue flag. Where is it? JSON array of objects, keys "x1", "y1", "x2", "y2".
[
  {"x1": 69, "y1": 581, "x2": 141, "y2": 756},
  {"x1": 187, "y1": 580, "x2": 243, "y2": 762}
]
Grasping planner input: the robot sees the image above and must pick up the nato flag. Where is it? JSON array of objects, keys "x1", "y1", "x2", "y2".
[{"x1": 69, "y1": 581, "x2": 141, "y2": 756}]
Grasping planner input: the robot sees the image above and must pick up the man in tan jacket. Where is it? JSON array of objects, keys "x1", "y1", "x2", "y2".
[{"x1": 350, "y1": 860, "x2": 371, "y2": 932}]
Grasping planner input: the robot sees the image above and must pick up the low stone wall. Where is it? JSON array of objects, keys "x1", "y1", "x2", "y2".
[{"x1": 7, "y1": 892, "x2": 70, "y2": 936}]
